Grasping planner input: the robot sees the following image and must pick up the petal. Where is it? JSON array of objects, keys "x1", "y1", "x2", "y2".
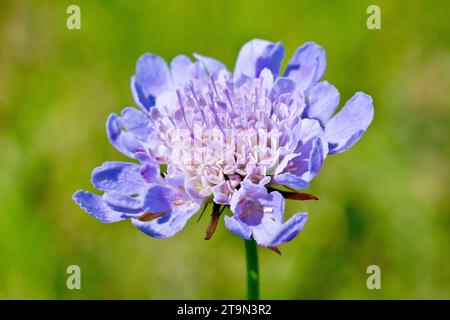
[
  {"x1": 229, "y1": 181, "x2": 268, "y2": 219},
  {"x1": 131, "y1": 76, "x2": 156, "y2": 112},
  {"x1": 293, "y1": 118, "x2": 329, "y2": 157},
  {"x1": 91, "y1": 162, "x2": 144, "y2": 194},
  {"x1": 259, "y1": 68, "x2": 274, "y2": 91},
  {"x1": 224, "y1": 215, "x2": 252, "y2": 240},
  {"x1": 120, "y1": 107, "x2": 152, "y2": 140},
  {"x1": 135, "y1": 53, "x2": 172, "y2": 99},
  {"x1": 132, "y1": 201, "x2": 200, "y2": 238},
  {"x1": 273, "y1": 173, "x2": 309, "y2": 190},
  {"x1": 140, "y1": 162, "x2": 162, "y2": 184},
  {"x1": 269, "y1": 77, "x2": 296, "y2": 101},
  {"x1": 183, "y1": 176, "x2": 205, "y2": 203},
  {"x1": 253, "y1": 212, "x2": 308, "y2": 246},
  {"x1": 142, "y1": 184, "x2": 173, "y2": 213},
  {"x1": 275, "y1": 137, "x2": 324, "y2": 184},
  {"x1": 188, "y1": 61, "x2": 208, "y2": 88},
  {"x1": 234, "y1": 39, "x2": 285, "y2": 81},
  {"x1": 284, "y1": 42, "x2": 326, "y2": 93},
  {"x1": 72, "y1": 190, "x2": 127, "y2": 223},
  {"x1": 305, "y1": 81, "x2": 340, "y2": 124},
  {"x1": 193, "y1": 53, "x2": 227, "y2": 75},
  {"x1": 170, "y1": 55, "x2": 192, "y2": 88},
  {"x1": 106, "y1": 113, "x2": 139, "y2": 158},
  {"x1": 325, "y1": 92, "x2": 374, "y2": 154},
  {"x1": 296, "y1": 118, "x2": 323, "y2": 147},
  {"x1": 259, "y1": 190, "x2": 285, "y2": 222},
  {"x1": 102, "y1": 191, "x2": 143, "y2": 214},
  {"x1": 211, "y1": 181, "x2": 233, "y2": 205},
  {"x1": 119, "y1": 131, "x2": 146, "y2": 154}
]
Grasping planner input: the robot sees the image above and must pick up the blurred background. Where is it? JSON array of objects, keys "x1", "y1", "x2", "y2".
[{"x1": 0, "y1": 0, "x2": 449, "y2": 299}]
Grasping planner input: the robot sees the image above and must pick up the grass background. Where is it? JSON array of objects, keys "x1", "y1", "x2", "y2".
[{"x1": 0, "y1": 0, "x2": 449, "y2": 299}]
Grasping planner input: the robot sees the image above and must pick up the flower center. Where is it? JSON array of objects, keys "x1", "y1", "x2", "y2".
[{"x1": 147, "y1": 71, "x2": 305, "y2": 198}]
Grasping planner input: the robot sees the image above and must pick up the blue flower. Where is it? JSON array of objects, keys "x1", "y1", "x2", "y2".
[{"x1": 73, "y1": 39, "x2": 373, "y2": 247}]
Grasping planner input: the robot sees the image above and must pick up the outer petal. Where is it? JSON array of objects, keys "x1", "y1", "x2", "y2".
[
  {"x1": 325, "y1": 92, "x2": 374, "y2": 154},
  {"x1": 73, "y1": 190, "x2": 128, "y2": 223},
  {"x1": 170, "y1": 55, "x2": 192, "y2": 88},
  {"x1": 102, "y1": 191, "x2": 143, "y2": 214},
  {"x1": 284, "y1": 42, "x2": 326, "y2": 93},
  {"x1": 305, "y1": 81, "x2": 340, "y2": 124},
  {"x1": 106, "y1": 113, "x2": 146, "y2": 158},
  {"x1": 274, "y1": 137, "x2": 325, "y2": 187},
  {"x1": 120, "y1": 107, "x2": 152, "y2": 140},
  {"x1": 234, "y1": 39, "x2": 285, "y2": 81},
  {"x1": 253, "y1": 212, "x2": 308, "y2": 246},
  {"x1": 224, "y1": 215, "x2": 252, "y2": 239},
  {"x1": 91, "y1": 162, "x2": 144, "y2": 194},
  {"x1": 140, "y1": 162, "x2": 163, "y2": 184},
  {"x1": 132, "y1": 201, "x2": 200, "y2": 238},
  {"x1": 135, "y1": 53, "x2": 172, "y2": 97},
  {"x1": 131, "y1": 76, "x2": 156, "y2": 112},
  {"x1": 193, "y1": 53, "x2": 227, "y2": 75},
  {"x1": 273, "y1": 173, "x2": 309, "y2": 189},
  {"x1": 142, "y1": 184, "x2": 173, "y2": 213},
  {"x1": 106, "y1": 113, "x2": 134, "y2": 158}
]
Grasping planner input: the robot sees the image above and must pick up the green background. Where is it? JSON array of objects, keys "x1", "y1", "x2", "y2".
[{"x1": 0, "y1": 0, "x2": 449, "y2": 299}]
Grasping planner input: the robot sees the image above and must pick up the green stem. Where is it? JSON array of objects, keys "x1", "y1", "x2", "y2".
[{"x1": 244, "y1": 239, "x2": 259, "y2": 300}]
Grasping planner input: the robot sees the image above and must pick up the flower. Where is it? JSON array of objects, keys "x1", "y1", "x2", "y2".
[{"x1": 73, "y1": 39, "x2": 373, "y2": 246}]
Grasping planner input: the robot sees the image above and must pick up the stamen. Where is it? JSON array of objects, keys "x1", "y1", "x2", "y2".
[
  {"x1": 207, "y1": 92, "x2": 226, "y2": 137},
  {"x1": 189, "y1": 82, "x2": 209, "y2": 125},
  {"x1": 176, "y1": 89, "x2": 195, "y2": 139}
]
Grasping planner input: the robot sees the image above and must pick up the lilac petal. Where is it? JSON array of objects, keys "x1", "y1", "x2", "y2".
[
  {"x1": 305, "y1": 81, "x2": 340, "y2": 124},
  {"x1": 269, "y1": 77, "x2": 296, "y2": 101},
  {"x1": 284, "y1": 42, "x2": 326, "y2": 93},
  {"x1": 143, "y1": 184, "x2": 173, "y2": 213},
  {"x1": 229, "y1": 181, "x2": 268, "y2": 224},
  {"x1": 259, "y1": 190, "x2": 285, "y2": 222},
  {"x1": 73, "y1": 190, "x2": 127, "y2": 223},
  {"x1": 91, "y1": 162, "x2": 144, "y2": 194},
  {"x1": 234, "y1": 74, "x2": 252, "y2": 87},
  {"x1": 135, "y1": 53, "x2": 172, "y2": 99},
  {"x1": 224, "y1": 215, "x2": 252, "y2": 240},
  {"x1": 166, "y1": 165, "x2": 186, "y2": 190},
  {"x1": 189, "y1": 61, "x2": 208, "y2": 85},
  {"x1": 325, "y1": 92, "x2": 374, "y2": 154},
  {"x1": 185, "y1": 176, "x2": 207, "y2": 203},
  {"x1": 193, "y1": 53, "x2": 227, "y2": 75},
  {"x1": 273, "y1": 173, "x2": 309, "y2": 190},
  {"x1": 211, "y1": 181, "x2": 233, "y2": 205},
  {"x1": 131, "y1": 76, "x2": 156, "y2": 112},
  {"x1": 140, "y1": 162, "x2": 162, "y2": 184},
  {"x1": 120, "y1": 107, "x2": 152, "y2": 140},
  {"x1": 132, "y1": 201, "x2": 200, "y2": 238},
  {"x1": 106, "y1": 113, "x2": 133, "y2": 158},
  {"x1": 275, "y1": 137, "x2": 324, "y2": 184},
  {"x1": 255, "y1": 41, "x2": 284, "y2": 77},
  {"x1": 253, "y1": 212, "x2": 308, "y2": 246},
  {"x1": 234, "y1": 39, "x2": 285, "y2": 81},
  {"x1": 120, "y1": 131, "x2": 146, "y2": 154},
  {"x1": 296, "y1": 118, "x2": 323, "y2": 147},
  {"x1": 102, "y1": 191, "x2": 143, "y2": 214},
  {"x1": 106, "y1": 113, "x2": 144, "y2": 158},
  {"x1": 170, "y1": 55, "x2": 192, "y2": 88},
  {"x1": 135, "y1": 151, "x2": 156, "y2": 165}
]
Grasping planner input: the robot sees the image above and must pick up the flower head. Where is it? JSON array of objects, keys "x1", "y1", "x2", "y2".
[{"x1": 73, "y1": 39, "x2": 373, "y2": 246}]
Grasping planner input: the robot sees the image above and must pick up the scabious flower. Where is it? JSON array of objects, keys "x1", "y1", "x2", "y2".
[{"x1": 73, "y1": 39, "x2": 373, "y2": 247}]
